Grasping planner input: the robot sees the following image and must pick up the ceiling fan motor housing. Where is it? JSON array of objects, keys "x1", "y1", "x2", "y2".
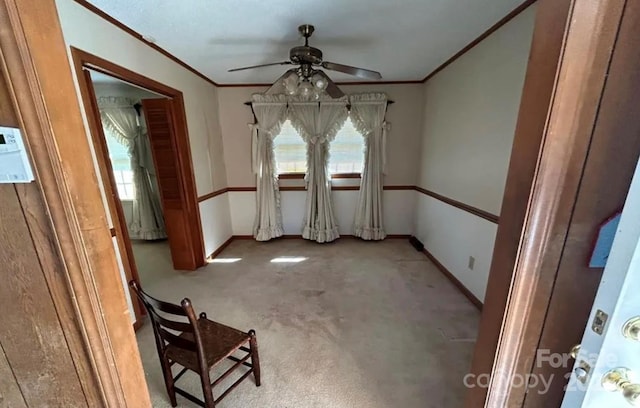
[{"x1": 290, "y1": 46, "x2": 323, "y2": 65}]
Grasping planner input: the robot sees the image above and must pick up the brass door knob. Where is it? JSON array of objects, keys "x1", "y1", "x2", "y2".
[
  {"x1": 570, "y1": 344, "x2": 581, "y2": 359},
  {"x1": 623, "y1": 317, "x2": 640, "y2": 341},
  {"x1": 602, "y1": 368, "x2": 640, "y2": 406}
]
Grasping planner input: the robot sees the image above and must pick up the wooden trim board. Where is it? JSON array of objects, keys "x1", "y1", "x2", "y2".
[
  {"x1": 197, "y1": 187, "x2": 228, "y2": 202},
  {"x1": 278, "y1": 173, "x2": 305, "y2": 179},
  {"x1": 414, "y1": 186, "x2": 500, "y2": 223},
  {"x1": 225, "y1": 185, "x2": 417, "y2": 192},
  {"x1": 206, "y1": 236, "x2": 234, "y2": 260},
  {"x1": 422, "y1": 249, "x2": 483, "y2": 310},
  {"x1": 220, "y1": 184, "x2": 499, "y2": 224}
]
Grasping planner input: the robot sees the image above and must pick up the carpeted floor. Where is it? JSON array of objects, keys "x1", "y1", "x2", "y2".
[{"x1": 132, "y1": 238, "x2": 480, "y2": 408}]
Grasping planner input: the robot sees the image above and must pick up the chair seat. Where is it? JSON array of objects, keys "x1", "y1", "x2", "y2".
[{"x1": 166, "y1": 318, "x2": 250, "y2": 372}]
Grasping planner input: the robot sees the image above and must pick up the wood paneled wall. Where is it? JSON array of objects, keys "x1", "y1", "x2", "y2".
[{"x1": 0, "y1": 51, "x2": 100, "y2": 407}]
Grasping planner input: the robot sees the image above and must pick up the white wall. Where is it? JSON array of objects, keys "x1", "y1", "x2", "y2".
[
  {"x1": 55, "y1": 0, "x2": 233, "y2": 257},
  {"x1": 218, "y1": 83, "x2": 424, "y2": 235},
  {"x1": 415, "y1": 5, "x2": 537, "y2": 302},
  {"x1": 228, "y1": 189, "x2": 415, "y2": 236}
]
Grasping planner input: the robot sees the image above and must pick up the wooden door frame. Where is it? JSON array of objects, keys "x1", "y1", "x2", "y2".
[
  {"x1": 466, "y1": 0, "x2": 631, "y2": 406},
  {"x1": 0, "y1": 0, "x2": 151, "y2": 406},
  {"x1": 70, "y1": 47, "x2": 206, "y2": 271}
]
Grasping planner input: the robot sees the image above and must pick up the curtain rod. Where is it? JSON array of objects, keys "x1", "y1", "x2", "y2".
[{"x1": 243, "y1": 100, "x2": 394, "y2": 107}]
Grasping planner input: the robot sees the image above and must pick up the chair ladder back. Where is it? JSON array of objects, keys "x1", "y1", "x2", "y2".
[{"x1": 129, "y1": 281, "x2": 197, "y2": 352}]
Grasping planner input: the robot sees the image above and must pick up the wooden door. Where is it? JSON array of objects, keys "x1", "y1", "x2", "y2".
[
  {"x1": 141, "y1": 98, "x2": 203, "y2": 270},
  {"x1": 82, "y1": 69, "x2": 144, "y2": 328}
]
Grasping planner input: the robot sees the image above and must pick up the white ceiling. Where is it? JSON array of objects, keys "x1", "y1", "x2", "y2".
[{"x1": 87, "y1": 0, "x2": 524, "y2": 84}]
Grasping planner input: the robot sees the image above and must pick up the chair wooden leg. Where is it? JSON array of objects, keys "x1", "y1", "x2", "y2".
[
  {"x1": 160, "y1": 358, "x2": 177, "y2": 407},
  {"x1": 248, "y1": 329, "x2": 261, "y2": 386},
  {"x1": 200, "y1": 368, "x2": 216, "y2": 407}
]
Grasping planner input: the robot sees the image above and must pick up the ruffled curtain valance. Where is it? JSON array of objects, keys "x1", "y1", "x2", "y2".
[{"x1": 97, "y1": 96, "x2": 139, "y2": 148}]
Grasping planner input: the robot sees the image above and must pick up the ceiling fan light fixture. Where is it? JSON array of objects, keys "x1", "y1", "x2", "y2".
[
  {"x1": 298, "y1": 80, "x2": 314, "y2": 98},
  {"x1": 311, "y1": 73, "x2": 328, "y2": 91},
  {"x1": 283, "y1": 72, "x2": 299, "y2": 95}
]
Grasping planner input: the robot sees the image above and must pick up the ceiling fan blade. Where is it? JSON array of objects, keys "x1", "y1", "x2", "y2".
[
  {"x1": 314, "y1": 71, "x2": 345, "y2": 98},
  {"x1": 228, "y1": 61, "x2": 292, "y2": 72},
  {"x1": 321, "y1": 61, "x2": 382, "y2": 80}
]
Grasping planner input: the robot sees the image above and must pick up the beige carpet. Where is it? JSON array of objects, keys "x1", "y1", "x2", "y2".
[{"x1": 132, "y1": 238, "x2": 480, "y2": 408}]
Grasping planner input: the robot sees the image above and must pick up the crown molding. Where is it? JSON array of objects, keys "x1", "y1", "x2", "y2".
[{"x1": 73, "y1": 0, "x2": 535, "y2": 88}]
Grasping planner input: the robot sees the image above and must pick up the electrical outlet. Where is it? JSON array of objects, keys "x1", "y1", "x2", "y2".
[{"x1": 468, "y1": 256, "x2": 475, "y2": 270}]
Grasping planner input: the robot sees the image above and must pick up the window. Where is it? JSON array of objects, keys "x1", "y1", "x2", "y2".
[
  {"x1": 328, "y1": 116, "x2": 365, "y2": 174},
  {"x1": 273, "y1": 120, "x2": 307, "y2": 174},
  {"x1": 273, "y1": 116, "x2": 365, "y2": 176},
  {"x1": 104, "y1": 132, "x2": 135, "y2": 200}
]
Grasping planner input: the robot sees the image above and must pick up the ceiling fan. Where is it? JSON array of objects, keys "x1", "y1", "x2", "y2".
[{"x1": 228, "y1": 24, "x2": 382, "y2": 98}]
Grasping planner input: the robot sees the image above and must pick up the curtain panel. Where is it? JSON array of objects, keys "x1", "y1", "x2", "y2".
[
  {"x1": 250, "y1": 94, "x2": 288, "y2": 241},
  {"x1": 349, "y1": 93, "x2": 389, "y2": 240},
  {"x1": 289, "y1": 96, "x2": 348, "y2": 243},
  {"x1": 98, "y1": 96, "x2": 166, "y2": 240}
]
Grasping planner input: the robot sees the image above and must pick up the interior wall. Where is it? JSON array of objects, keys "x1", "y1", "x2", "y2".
[
  {"x1": 55, "y1": 0, "x2": 233, "y2": 257},
  {"x1": 414, "y1": 5, "x2": 537, "y2": 302},
  {"x1": 218, "y1": 83, "x2": 424, "y2": 236}
]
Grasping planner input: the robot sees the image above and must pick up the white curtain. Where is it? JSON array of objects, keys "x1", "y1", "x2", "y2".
[
  {"x1": 98, "y1": 96, "x2": 166, "y2": 240},
  {"x1": 350, "y1": 93, "x2": 389, "y2": 240},
  {"x1": 251, "y1": 94, "x2": 289, "y2": 241},
  {"x1": 289, "y1": 96, "x2": 348, "y2": 243}
]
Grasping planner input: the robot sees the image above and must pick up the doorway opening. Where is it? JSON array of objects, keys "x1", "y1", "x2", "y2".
[
  {"x1": 71, "y1": 48, "x2": 206, "y2": 328},
  {"x1": 92, "y1": 70, "x2": 174, "y2": 286}
]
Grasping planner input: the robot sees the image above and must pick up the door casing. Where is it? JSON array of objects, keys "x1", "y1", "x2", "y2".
[{"x1": 71, "y1": 47, "x2": 206, "y2": 276}]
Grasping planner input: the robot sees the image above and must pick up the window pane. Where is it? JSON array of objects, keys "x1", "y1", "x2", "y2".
[
  {"x1": 104, "y1": 131, "x2": 136, "y2": 200},
  {"x1": 273, "y1": 120, "x2": 307, "y2": 174},
  {"x1": 111, "y1": 169, "x2": 135, "y2": 200},
  {"x1": 328, "y1": 116, "x2": 364, "y2": 174},
  {"x1": 121, "y1": 169, "x2": 134, "y2": 183}
]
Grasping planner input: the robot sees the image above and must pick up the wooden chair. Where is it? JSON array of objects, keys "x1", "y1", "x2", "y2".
[{"x1": 129, "y1": 281, "x2": 261, "y2": 407}]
